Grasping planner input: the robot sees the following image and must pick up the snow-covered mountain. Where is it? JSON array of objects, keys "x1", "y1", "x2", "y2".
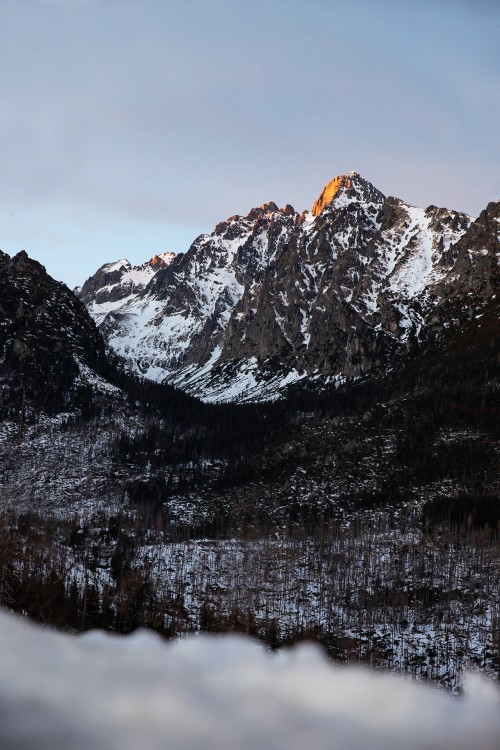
[
  {"x1": 1, "y1": 228, "x2": 499, "y2": 692},
  {"x1": 77, "y1": 173, "x2": 499, "y2": 401},
  {"x1": 76, "y1": 252, "x2": 176, "y2": 326}
]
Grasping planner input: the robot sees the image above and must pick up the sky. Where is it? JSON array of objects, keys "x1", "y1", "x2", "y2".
[{"x1": 1, "y1": 0, "x2": 499, "y2": 288}]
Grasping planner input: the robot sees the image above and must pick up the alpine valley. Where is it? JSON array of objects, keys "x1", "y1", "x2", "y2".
[{"x1": 1, "y1": 172, "x2": 499, "y2": 692}]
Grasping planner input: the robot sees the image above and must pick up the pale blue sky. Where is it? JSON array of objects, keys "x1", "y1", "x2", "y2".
[{"x1": 1, "y1": 0, "x2": 499, "y2": 287}]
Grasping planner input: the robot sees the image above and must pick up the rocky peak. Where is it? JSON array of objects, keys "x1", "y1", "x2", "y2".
[
  {"x1": 212, "y1": 202, "x2": 300, "y2": 245},
  {"x1": 0, "y1": 251, "x2": 107, "y2": 414},
  {"x1": 244, "y1": 201, "x2": 293, "y2": 222},
  {"x1": 312, "y1": 174, "x2": 353, "y2": 216},
  {"x1": 149, "y1": 252, "x2": 176, "y2": 268},
  {"x1": 311, "y1": 172, "x2": 386, "y2": 217},
  {"x1": 476, "y1": 200, "x2": 500, "y2": 232},
  {"x1": 76, "y1": 252, "x2": 178, "y2": 327},
  {"x1": 259, "y1": 201, "x2": 279, "y2": 213}
]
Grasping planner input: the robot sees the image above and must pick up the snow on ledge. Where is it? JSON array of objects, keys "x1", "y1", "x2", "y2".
[
  {"x1": 1, "y1": 609, "x2": 499, "y2": 750},
  {"x1": 102, "y1": 259, "x2": 130, "y2": 273}
]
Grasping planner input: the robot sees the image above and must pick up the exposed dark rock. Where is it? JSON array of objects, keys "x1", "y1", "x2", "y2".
[{"x1": 0, "y1": 251, "x2": 108, "y2": 413}]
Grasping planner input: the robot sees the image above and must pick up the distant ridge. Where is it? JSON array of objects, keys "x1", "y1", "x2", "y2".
[{"x1": 76, "y1": 173, "x2": 499, "y2": 402}]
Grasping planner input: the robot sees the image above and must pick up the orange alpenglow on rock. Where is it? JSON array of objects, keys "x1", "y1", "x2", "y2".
[
  {"x1": 149, "y1": 253, "x2": 176, "y2": 267},
  {"x1": 311, "y1": 172, "x2": 356, "y2": 216}
]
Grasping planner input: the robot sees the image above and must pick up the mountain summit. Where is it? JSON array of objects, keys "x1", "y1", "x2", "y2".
[
  {"x1": 77, "y1": 252, "x2": 176, "y2": 326},
  {"x1": 311, "y1": 173, "x2": 353, "y2": 216},
  {"x1": 76, "y1": 174, "x2": 499, "y2": 402},
  {"x1": 0, "y1": 250, "x2": 109, "y2": 415}
]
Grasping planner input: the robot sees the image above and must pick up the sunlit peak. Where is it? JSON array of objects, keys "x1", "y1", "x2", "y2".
[{"x1": 311, "y1": 172, "x2": 358, "y2": 216}]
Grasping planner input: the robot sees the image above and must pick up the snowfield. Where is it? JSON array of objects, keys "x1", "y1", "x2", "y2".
[{"x1": 1, "y1": 609, "x2": 499, "y2": 750}]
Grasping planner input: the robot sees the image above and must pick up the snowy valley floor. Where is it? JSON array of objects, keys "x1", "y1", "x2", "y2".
[
  {"x1": 1, "y1": 503, "x2": 499, "y2": 694},
  {"x1": 1, "y1": 344, "x2": 499, "y2": 695}
]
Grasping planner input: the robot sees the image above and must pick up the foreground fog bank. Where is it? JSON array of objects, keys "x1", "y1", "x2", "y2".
[{"x1": 1, "y1": 610, "x2": 499, "y2": 750}]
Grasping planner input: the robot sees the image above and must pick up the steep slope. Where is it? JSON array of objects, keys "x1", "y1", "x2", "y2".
[
  {"x1": 77, "y1": 173, "x2": 498, "y2": 402},
  {"x1": 76, "y1": 253, "x2": 176, "y2": 326},
  {"x1": 90, "y1": 203, "x2": 299, "y2": 386},
  {"x1": 0, "y1": 251, "x2": 115, "y2": 416},
  {"x1": 0, "y1": 248, "x2": 294, "y2": 515}
]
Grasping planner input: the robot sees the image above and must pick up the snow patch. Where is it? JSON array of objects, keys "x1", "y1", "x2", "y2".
[
  {"x1": 167, "y1": 357, "x2": 308, "y2": 403},
  {"x1": 102, "y1": 259, "x2": 130, "y2": 273}
]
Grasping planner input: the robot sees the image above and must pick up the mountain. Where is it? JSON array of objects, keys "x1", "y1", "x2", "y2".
[
  {"x1": 76, "y1": 252, "x2": 176, "y2": 326},
  {"x1": 0, "y1": 250, "x2": 114, "y2": 416},
  {"x1": 0, "y1": 246, "x2": 290, "y2": 514},
  {"x1": 77, "y1": 172, "x2": 499, "y2": 402},
  {"x1": 1, "y1": 229, "x2": 499, "y2": 691}
]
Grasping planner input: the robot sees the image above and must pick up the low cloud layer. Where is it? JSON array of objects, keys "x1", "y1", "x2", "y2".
[{"x1": 1, "y1": 609, "x2": 500, "y2": 750}]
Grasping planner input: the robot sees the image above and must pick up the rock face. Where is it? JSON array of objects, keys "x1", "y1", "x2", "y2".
[
  {"x1": 77, "y1": 253, "x2": 176, "y2": 326},
  {"x1": 76, "y1": 173, "x2": 500, "y2": 402},
  {"x1": 0, "y1": 251, "x2": 109, "y2": 414}
]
